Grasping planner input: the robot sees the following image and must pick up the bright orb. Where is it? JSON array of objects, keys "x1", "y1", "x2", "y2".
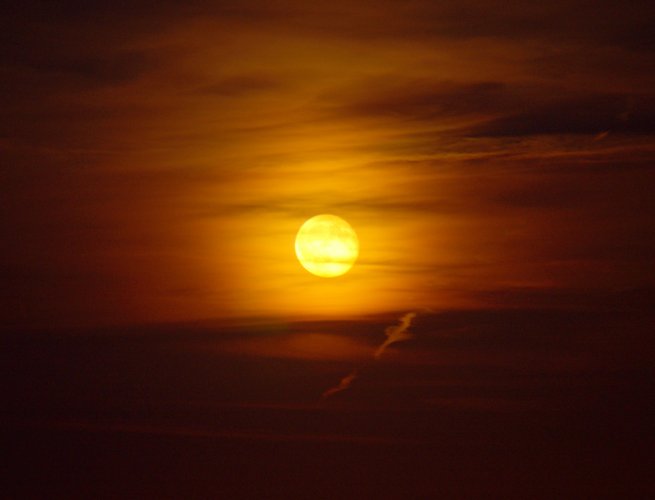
[{"x1": 295, "y1": 214, "x2": 359, "y2": 278}]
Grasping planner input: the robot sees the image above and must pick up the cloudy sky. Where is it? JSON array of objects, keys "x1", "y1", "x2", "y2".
[
  {"x1": 2, "y1": 1, "x2": 655, "y2": 497},
  {"x1": 3, "y1": 0, "x2": 654, "y2": 328}
]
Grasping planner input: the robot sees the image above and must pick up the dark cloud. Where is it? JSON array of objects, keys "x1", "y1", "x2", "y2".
[
  {"x1": 13, "y1": 51, "x2": 154, "y2": 87},
  {"x1": 337, "y1": 79, "x2": 655, "y2": 138},
  {"x1": 472, "y1": 94, "x2": 655, "y2": 137},
  {"x1": 0, "y1": 16, "x2": 159, "y2": 91},
  {"x1": 338, "y1": 81, "x2": 515, "y2": 121}
]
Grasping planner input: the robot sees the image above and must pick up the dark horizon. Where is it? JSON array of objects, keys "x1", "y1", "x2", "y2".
[{"x1": 4, "y1": 292, "x2": 654, "y2": 497}]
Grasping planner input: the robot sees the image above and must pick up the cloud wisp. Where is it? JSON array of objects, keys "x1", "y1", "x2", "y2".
[
  {"x1": 321, "y1": 312, "x2": 417, "y2": 400},
  {"x1": 321, "y1": 370, "x2": 359, "y2": 400},
  {"x1": 374, "y1": 312, "x2": 417, "y2": 359}
]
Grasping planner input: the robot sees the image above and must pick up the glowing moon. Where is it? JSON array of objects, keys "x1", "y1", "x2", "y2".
[{"x1": 295, "y1": 214, "x2": 359, "y2": 277}]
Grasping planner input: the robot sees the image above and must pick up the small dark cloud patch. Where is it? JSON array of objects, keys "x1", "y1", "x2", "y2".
[
  {"x1": 1, "y1": 40, "x2": 156, "y2": 89},
  {"x1": 471, "y1": 94, "x2": 655, "y2": 137},
  {"x1": 338, "y1": 81, "x2": 516, "y2": 121},
  {"x1": 34, "y1": 51, "x2": 152, "y2": 87}
]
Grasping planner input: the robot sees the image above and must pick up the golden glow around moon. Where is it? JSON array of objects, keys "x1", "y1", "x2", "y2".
[{"x1": 295, "y1": 214, "x2": 359, "y2": 277}]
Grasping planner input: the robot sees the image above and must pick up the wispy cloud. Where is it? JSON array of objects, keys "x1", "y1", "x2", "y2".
[
  {"x1": 322, "y1": 311, "x2": 417, "y2": 400},
  {"x1": 374, "y1": 312, "x2": 417, "y2": 359},
  {"x1": 321, "y1": 370, "x2": 358, "y2": 399}
]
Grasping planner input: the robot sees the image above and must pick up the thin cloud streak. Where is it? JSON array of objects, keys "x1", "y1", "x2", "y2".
[
  {"x1": 322, "y1": 311, "x2": 417, "y2": 400},
  {"x1": 374, "y1": 311, "x2": 417, "y2": 359},
  {"x1": 321, "y1": 370, "x2": 358, "y2": 400}
]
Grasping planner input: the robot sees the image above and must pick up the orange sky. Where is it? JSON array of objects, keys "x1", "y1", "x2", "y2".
[{"x1": 2, "y1": 0, "x2": 655, "y2": 328}]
